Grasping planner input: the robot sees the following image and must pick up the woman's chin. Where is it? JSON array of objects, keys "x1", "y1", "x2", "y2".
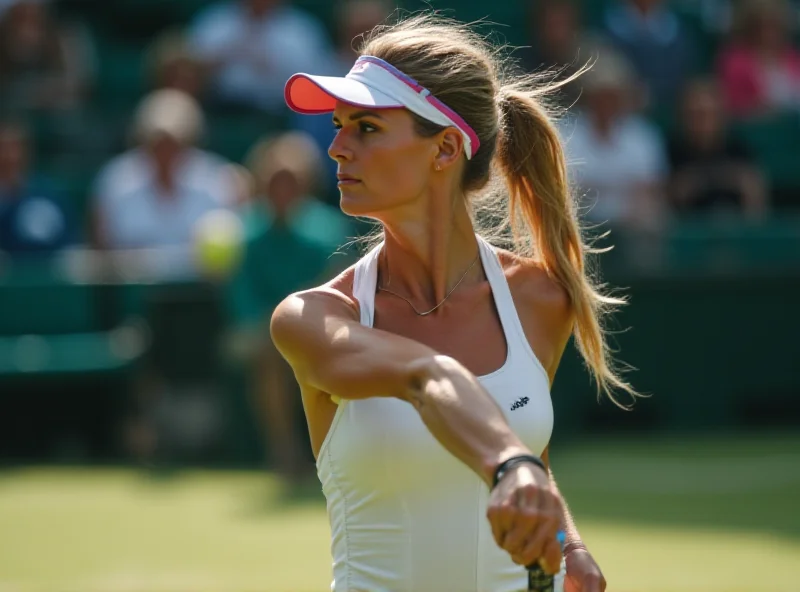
[{"x1": 339, "y1": 191, "x2": 376, "y2": 218}]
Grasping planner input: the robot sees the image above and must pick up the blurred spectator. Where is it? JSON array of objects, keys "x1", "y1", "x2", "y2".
[
  {"x1": 91, "y1": 90, "x2": 238, "y2": 261},
  {"x1": 331, "y1": 0, "x2": 392, "y2": 73},
  {"x1": 290, "y1": 0, "x2": 391, "y2": 199},
  {"x1": 242, "y1": 132, "x2": 353, "y2": 254},
  {"x1": 228, "y1": 131, "x2": 353, "y2": 481},
  {"x1": 678, "y1": 0, "x2": 800, "y2": 35},
  {"x1": 668, "y1": 80, "x2": 768, "y2": 218},
  {"x1": 146, "y1": 30, "x2": 206, "y2": 100},
  {"x1": 561, "y1": 50, "x2": 668, "y2": 231},
  {"x1": 0, "y1": 0, "x2": 95, "y2": 112},
  {"x1": 0, "y1": 119, "x2": 73, "y2": 255},
  {"x1": 600, "y1": 0, "x2": 698, "y2": 107},
  {"x1": 230, "y1": 131, "x2": 353, "y2": 325},
  {"x1": 675, "y1": 0, "x2": 734, "y2": 35},
  {"x1": 188, "y1": 0, "x2": 334, "y2": 113},
  {"x1": 517, "y1": 0, "x2": 587, "y2": 108},
  {"x1": 718, "y1": 0, "x2": 800, "y2": 118}
]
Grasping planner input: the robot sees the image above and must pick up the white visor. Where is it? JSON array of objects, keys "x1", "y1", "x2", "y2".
[{"x1": 284, "y1": 56, "x2": 480, "y2": 159}]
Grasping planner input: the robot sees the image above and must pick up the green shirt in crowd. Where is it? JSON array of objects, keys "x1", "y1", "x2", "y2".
[{"x1": 228, "y1": 197, "x2": 357, "y2": 325}]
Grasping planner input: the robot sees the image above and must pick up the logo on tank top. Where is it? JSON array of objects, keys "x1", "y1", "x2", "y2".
[{"x1": 510, "y1": 396, "x2": 530, "y2": 411}]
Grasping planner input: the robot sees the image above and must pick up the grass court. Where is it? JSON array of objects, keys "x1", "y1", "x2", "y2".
[{"x1": 0, "y1": 432, "x2": 797, "y2": 592}]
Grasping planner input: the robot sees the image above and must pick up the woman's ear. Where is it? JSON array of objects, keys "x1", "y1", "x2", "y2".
[{"x1": 433, "y1": 127, "x2": 464, "y2": 171}]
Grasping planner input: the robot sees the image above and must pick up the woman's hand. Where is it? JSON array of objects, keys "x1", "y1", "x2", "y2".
[
  {"x1": 486, "y1": 462, "x2": 564, "y2": 574},
  {"x1": 564, "y1": 548, "x2": 606, "y2": 592}
]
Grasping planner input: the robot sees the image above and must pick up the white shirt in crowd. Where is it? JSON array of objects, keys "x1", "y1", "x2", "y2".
[
  {"x1": 560, "y1": 113, "x2": 668, "y2": 225},
  {"x1": 93, "y1": 147, "x2": 236, "y2": 251},
  {"x1": 189, "y1": 1, "x2": 334, "y2": 111}
]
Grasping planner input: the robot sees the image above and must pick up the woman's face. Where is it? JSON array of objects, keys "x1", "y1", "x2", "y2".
[{"x1": 328, "y1": 102, "x2": 438, "y2": 219}]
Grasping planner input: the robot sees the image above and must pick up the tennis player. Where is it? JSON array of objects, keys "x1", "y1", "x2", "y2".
[{"x1": 272, "y1": 14, "x2": 626, "y2": 592}]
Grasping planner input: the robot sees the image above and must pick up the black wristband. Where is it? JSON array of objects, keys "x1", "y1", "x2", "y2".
[{"x1": 491, "y1": 454, "x2": 547, "y2": 489}]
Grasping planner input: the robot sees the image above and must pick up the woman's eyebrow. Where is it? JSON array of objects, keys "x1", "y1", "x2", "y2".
[{"x1": 333, "y1": 110, "x2": 386, "y2": 124}]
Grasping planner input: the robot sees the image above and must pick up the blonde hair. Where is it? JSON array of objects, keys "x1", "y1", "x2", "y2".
[{"x1": 359, "y1": 13, "x2": 637, "y2": 405}]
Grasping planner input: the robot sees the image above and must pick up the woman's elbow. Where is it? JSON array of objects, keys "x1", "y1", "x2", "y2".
[{"x1": 401, "y1": 355, "x2": 467, "y2": 407}]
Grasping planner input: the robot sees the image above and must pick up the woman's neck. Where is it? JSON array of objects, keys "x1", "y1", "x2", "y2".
[{"x1": 379, "y1": 197, "x2": 481, "y2": 312}]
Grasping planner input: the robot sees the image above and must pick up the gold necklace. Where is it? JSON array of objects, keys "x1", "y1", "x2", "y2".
[{"x1": 377, "y1": 253, "x2": 480, "y2": 316}]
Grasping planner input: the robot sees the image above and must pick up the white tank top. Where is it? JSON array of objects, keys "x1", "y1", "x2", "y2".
[{"x1": 317, "y1": 236, "x2": 565, "y2": 592}]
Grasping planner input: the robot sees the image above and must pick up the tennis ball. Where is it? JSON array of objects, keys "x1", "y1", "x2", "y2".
[{"x1": 193, "y1": 209, "x2": 245, "y2": 280}]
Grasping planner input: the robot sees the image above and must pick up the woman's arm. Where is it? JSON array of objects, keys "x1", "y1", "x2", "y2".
[
  {"x1": 271, "y1": 288, "x2": 565, "y2": 572},
  {"x1": 271, "y1": 289, "x2": 531, "y2": 484},
  {"x1": 541, "y1": 448, "x2": 580, "y2": 547}
]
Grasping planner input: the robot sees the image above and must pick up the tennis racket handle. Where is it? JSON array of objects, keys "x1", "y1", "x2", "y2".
[
  {"x1": 527, "y1": 529, "x2": 565, "y2": 591},
  {"x1": 527, "y1": 564, "x2": 555, "y2": 591}
]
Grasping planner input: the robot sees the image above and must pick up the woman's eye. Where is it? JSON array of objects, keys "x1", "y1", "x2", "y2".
[{"x1": 331, "y1": 122, "x2": 377, "y2": 133}]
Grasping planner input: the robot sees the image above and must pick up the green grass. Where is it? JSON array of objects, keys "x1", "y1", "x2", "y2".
[{"x1": 0, "y1": 432, "x2": 798, "y2": 592}]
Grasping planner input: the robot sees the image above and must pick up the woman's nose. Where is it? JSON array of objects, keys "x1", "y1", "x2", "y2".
[{"x1": 328, "y1": 131, "x2": 354, "y2": 163}]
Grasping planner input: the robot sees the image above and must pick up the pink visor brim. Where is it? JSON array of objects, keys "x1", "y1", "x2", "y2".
[{"x1": 285, "y1": 74, "x2": 403, "y2": 114}]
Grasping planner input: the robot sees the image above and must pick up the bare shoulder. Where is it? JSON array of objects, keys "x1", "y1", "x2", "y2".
[
  {"x1": 495, "y1": 249, "x2": 573, "y2": 322},
  {"x1": 271, "y1": 266, "x2": 359, "y2": 325},
  {"x1": 270, "y1": 266, "x2": 360, "y2": 349},
  {"x1": 494, "y1": 248, "x2": 575, "y2": 377}
]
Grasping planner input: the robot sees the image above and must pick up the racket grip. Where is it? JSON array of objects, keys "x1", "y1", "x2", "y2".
[
  {"x1": 526, "y1": 530, "x2": 565, "y2": 592},
  {"x1": 526, "y1": 565, "x2": 554, "y2": 592}
]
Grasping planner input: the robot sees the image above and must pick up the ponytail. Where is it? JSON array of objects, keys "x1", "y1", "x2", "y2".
[
  {"x1": 495, "y1": 86, "x2": 636, "y2": 406},
  {"x1": 357, "y1": 12, "x2": 635, "y2": 404}
]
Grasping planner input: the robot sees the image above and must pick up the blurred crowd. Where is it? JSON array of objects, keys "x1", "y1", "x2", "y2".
[
  {"x1": 1, "y1": 0, "x2": 798, "y2": 258},
  {"x1": 1, "y1": 0, "x2": 800, "y2": 476}
]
